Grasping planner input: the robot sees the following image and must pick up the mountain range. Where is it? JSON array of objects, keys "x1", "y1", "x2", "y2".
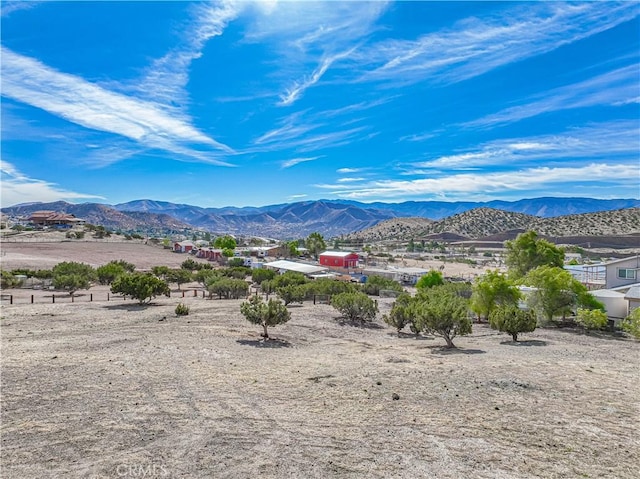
[{"x1": 2, "y1": 197, "x2": 639, "y2": 239}]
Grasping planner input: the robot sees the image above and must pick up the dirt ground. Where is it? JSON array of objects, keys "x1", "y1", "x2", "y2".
[{"x1": 1, "y1": 291, "x2": 639, "y2": 479}]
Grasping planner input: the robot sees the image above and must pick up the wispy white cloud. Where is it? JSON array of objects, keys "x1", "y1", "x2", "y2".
[
  {"x1": 464, "y1": 64, "x2": 640, "y2": 128},
  {"x1": 355, "y1": 2, "x2": 640, "y2": 86},
  {"x1": 1, "y1": 47, "x2": 234, "y2": 166},
  {"x1": 134, "y1": 1, "x2": 242, "y2": 109},
  {"x1": 287, "y1": 194, "x2": 308, "y2": 200},
  {"x1": 0, "y1": 161, "x2": 105, "y2": 207},
  {"x1": 337, "y1": 167, "x2": 363, "y2": 174},
  {"x1": 337, "y1": 177, "x2": 365, "y2": 183},
  {"x1": 1, "y1": 1, "x2": 40, "y2": 17},
  {"x1": 314, "y1": 163, "x2": 639, "y2": 201},
  {"x1": 416, "y1": 121, "x2": 639, "y2": 170},
  {"x1": 281, "y1": 156, "x2": 320, "y2": 169},
  {"x1": 243, "y1": 1, "x2": 389, "y2": 105}
]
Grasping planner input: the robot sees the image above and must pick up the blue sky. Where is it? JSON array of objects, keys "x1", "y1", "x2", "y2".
[{"x1": 1, "y1": 1, "x2": 639, "y2": 208}]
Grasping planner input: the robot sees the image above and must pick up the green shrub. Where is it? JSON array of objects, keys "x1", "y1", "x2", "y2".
[
  {"x1": 489, "y1": 306, "x2": 537, "y2": 342},
  {"x1": 383, "y1": 292, "x2": 416, "y2": 334},
  {"x1": 110, "y1": 273, "x2": 170, "y2": 304},
  {"x1": 1, "y1": 270, "x2": 21, "y2": 289},
  {"x1": 252, "y1": 268, "x2": 275, "y2": 285},
  {"x1": 362, "y1": 275, "x2": 402, "y2": 296},
  {"x1": 331, "y1": 292, "x2": 378, "y2": 322},
  {"x1": 622, "y1": 308, "x2": 640, "y2": 339},
  {"x1": 240, "y1": 295, "x2": 290, "y2": 339},
  {"x1": 413, "y1": 285, "x2": 472, "y2": 348},
  {"x1": 175, "y1": 303, "x2": 190, "y2": 316},
  {"x1": 276, "y1": 285, "x2": 306, "y2": 306},
  {"x1": 416, "y1": 270, "x2": 444, "y2": 290},
  {"x1": 575, "y1": 308, "x2": 608, "y2": 330}
]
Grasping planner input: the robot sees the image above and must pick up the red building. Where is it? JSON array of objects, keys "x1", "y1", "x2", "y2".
[{"x1": 319, "y1": 251, "x2": 359, "y2": 269}]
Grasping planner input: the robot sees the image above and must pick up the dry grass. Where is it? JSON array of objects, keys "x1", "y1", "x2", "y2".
[{"x1": 2, "y1": 293, "x2": 639, "y2": 479}]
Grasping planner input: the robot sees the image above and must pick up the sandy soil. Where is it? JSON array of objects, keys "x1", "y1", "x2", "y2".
[{"x1": 1, "y1": 292, "x2": 639, "y2": 479}]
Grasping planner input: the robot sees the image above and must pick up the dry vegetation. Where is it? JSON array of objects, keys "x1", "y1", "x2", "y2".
[
  {"x1": 1, "y1": 293, "x2": 639, "y2": 479},
  {"x1": 347, "y1": 207, "x2": 640, "y2": 242}
]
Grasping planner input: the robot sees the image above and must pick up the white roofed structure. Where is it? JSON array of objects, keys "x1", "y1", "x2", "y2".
[{"x1": 264, "y1": 260, "x2": 328, "y2": 276}]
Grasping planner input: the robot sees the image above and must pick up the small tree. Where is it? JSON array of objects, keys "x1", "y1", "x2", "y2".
[
  {"x1": 227, "y1": 257, "x2": 245, "y2": 268},
  {"x1": 1, "y1": 270, "x2": 21, "y2": 289},
  {"x1": 416, "y1": 270, "x2": 444, "y2": 290},
  {"x1": 331, "y1": 291, "x2": 378, "y2": 322},
  {"x1": 252, "y1": 268, "x2": 275, "y2": 285},
  {"x1": 575, "y1": 308, "x2": 608, "y2": 330},
  {"x1": 214, "y1": 235, "x2": 237, "y2": 250},
  {"x1": 622, "y1": 308, "x2": 640, "y2": 338},
  {"x1": 362, "y1": 275, "x2": 403, "y2": 296},
  {"x1": 240, "y1": 295, "x2": 291, "y2": 339},
  {"x1": 181, "y1": 258, "x2": 200, "y2": 271},
  {"x1": 152, "y1": 265, "x2": 170, "y2": 279},
  {"x1": 306, "y1": 232, "x2": 327, "y2": 259},
  {"x1": 52, "y1": 261, "x2": 96, "y2": 296},
  {"x1": 413, "y1": 285, "x2": 471, "y2": 348},
  {"x1": 111, "y1": 273, "x2": 170, "y2": 304},
  {"x1": 165, "y1": 269, "x2": 193, "y2": 290},
  {"x1": 505, "y1": 231, "x2": 564, "y2": 279},
  {"x1": 470, "y1": 270, "x2": 521, "y2": 320},
  {"x1": 276, "y1": 285, "x2": 306, "y2": 306},
  {"x1": 383, "y1": 292, "x2": 416, "y2": 335},
  {"x1": 96, "y1": 261, "x2": 132, "y2": 285},
  {"x1": 489, "y1": 305, "x2": 537, "y2": 342}
]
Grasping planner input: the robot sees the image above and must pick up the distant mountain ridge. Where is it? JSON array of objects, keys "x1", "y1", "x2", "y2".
[{"x1": 2, "y1": 197, "x2": 639, "y2": 239}]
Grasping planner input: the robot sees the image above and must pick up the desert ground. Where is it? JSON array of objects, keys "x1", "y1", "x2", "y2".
[{"x1": 1, "y1": 289, "x2": 639, "y2": 478}]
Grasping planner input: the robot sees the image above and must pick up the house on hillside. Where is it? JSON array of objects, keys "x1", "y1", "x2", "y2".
[
  {"x1": 579, "y1": 255, "x2": 640, "y2": 289},
  {"x1": 174, "y1": 241, "x2": 196, "y2": 253},
  {"x1": 28, "y1": 211, "x2": 85, "y2": 228},
  {"x1": 319, "y1": 251, "x2": 359, "y2": 269}
]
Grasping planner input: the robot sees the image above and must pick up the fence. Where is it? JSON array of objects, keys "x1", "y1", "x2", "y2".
[{"x1": 0, "y1": 288, "x2": 342, "y2": 306}]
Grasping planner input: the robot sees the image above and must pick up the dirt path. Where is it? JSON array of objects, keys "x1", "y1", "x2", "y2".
[{"x1": 2, "y1": 296, "x2": 639, "y2": 478}]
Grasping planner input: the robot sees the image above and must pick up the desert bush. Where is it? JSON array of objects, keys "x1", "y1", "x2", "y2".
[
  {"x1": 181, "y1": 258, "x2": 200, "y2": 270},
  {"x1": 240, "y1": 295, "x2": 290, "y2": 339},
  {"x1": 575, "y1": 308, "x2": 608, "y2": 330},
  {"x1": 252, "y1": 268, "x2": 275, "y2": 285},
  {"x1": 622, "y1": 308, "x2": 640, "y2": 339},
  {"x1": 414, "y1": 285, "x2": 472, "y2": 348},
  {"x1": 383, "y1": 292, "x2": 416, "y2": 334},
  {"x1": 489, "y1": 305, "x2": 537, "y2": 342},
  {"x1": 331, "y1": 292, "x2": 378, "y2": 322},
  {"x1": 416, "y1": 270, "x2": 444, "y2": 290},
  {"x1": 52, "y1": 261, "x2": 96, "y2": 295},
  {"x1": 175, "y1": 303, "x2": 190, "y2": 316},
  {"x1": 206, "y1": 277, "x2": 248, "y2": 299},
  {"x1": 165, "y1": 269, "x2": 193, "y2": 290},
  {"x1": 362, "y1": 275, "x2": 402, "y2": 296},
  {"x1": 111, "y1": 273, "x2": 170, "y2": 304},
  {"x1": 304, "y1": 278, "x2": 356, "y2": 297},
  {"x1": 276, "y1": 285, "x2": 306, "y2": 306},
  {"x1": 1, "y1": 270, "x2": 21, "y2": 289},
  {"x1": 221, "y1": 266, "x2": 250, "y2": 279}
]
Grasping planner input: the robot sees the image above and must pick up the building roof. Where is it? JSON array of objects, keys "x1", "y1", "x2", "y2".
[
  {"x1": 175, "y1": 241, "x2": 196, "y2": 247},
  {"x1": 319, "y1": 251, "x2": 357, "y2": 257},
  {"x1": 624, "y1": 285, "x2": 640, "y2": 300},
  {"x1": 264, "y1": 260, "x2": 328, "y2": 275},
  {"x1": 593, "y1": 255, "x2": 640, "y2": 267},
  {"x1": 591, "y1": 289, "x2": 626, "y2": 299}
]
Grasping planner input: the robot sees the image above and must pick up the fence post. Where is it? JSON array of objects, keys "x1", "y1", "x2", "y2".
[
  {"x1": 90, "y1": 293, "x2": 93, "y2": 302},
  {"x1": 10, "y1": 295, "x2": 13, "y2": 305},
  {"x1": 72, "y1": 295, "x2": 74, "y2": 303},
  {"x1": 31, "y1": 295, "x2": 34, "y2": 304},
  {"x1": 193, "y1": 290, "x2": 197, "y2": 297},
  {"x1": 182, "y1": 290, "x2": 185, "y2": 298},
  {"x1": 107, "y1": 293, "x2": 110, "y2": 301},
  {"x1": 314, "y1": 294, "x2": 316, "y2": 305},
  {"x1": 202, "y1": 291, "x2": 205, "y2": 298},
  {"x1": 52, "y1": 294, "x2": 55, "y2": 304}
]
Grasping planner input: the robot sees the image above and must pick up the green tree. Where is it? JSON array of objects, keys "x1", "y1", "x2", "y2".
[
  {"x1": 96, "y1": 262, "x2": 127, "y2": 285},
  {"x1": 306, "y1": 232, "x2": 327, "y2": 259},
  {"x1": 181, "y1": 258, "x2": 200, "y2": 271},
  {"x1": 111, "y1": 273, "x2": 170, "y2": 304},
  {"x1": 165, "y1": 269, "x2": 193, "y2": 290},
  {"x1": 413, "y1": 285, "x2": 472, "y2": 348},
  {"x1": 277, "y1": 285, "x2": 306, "y2": 306},
  {"x1": 214, "y1": 235, "x2": 237, "y2": 250},
  {"x1": 383, "y1": 292, "x2": 416, "y2": 334},
  {"x1": 288, "y1": 241, "x2": 300, "y2": 257},
  {"x1": 470, "y1": 270, "x2": 521, "y2": 320},
  {"x1": 194, "y1": 268, "x2": 220, "y2": 287},
  {"x1": 505, "y1": 231, "x2": 565, "y2": 279},
  {"x1": 227, "y1": 257, "x2": 245, "y2": 268},
  {"x1": 222, "y1": 248, "x2": 235, "y2": 259},
  {"x1": 240, "y1": 295, "x2": 291, "y2": 339},
  {"x1": 489, "y1": 305, "x2": 537, "y2": 342},
  {"x1": 622, "y1": 308, "x2": 640, "y2": 339},
  {"x1": 152, "y1": 265, "x2": 170, "y2": 279},
  {"x1": 362, "y1": 275, "x2": 403, "y2": 296},
  {"x1": 415, "y1": 270, "x2": 444, "y2": 290},
  {"x1": 271, "y1": 271, "x2": 308, "y2": 289},
  {"x1": 252, "y1": 268, "x2": 276, "y2": 285},
  {"x1": 331, "y1": 291, "x2": 378, "y2": 322},
  {"x1": 522, "y1": 266, "x2": 603, "y2": 323},
  {"x1": 51, "y1": 261, "x2": 96, "y2": 296},
  {"x1": 1, "y1": 270, "x2": 21, "y2": 289},
  {"x1": 206, "y1": 277, "x2": 248, "y2": 299}
]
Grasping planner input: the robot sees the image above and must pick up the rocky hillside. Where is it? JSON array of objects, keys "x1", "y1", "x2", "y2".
[{"x1": 346, "y1": 207, "x2": 640, "y2": 242}]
